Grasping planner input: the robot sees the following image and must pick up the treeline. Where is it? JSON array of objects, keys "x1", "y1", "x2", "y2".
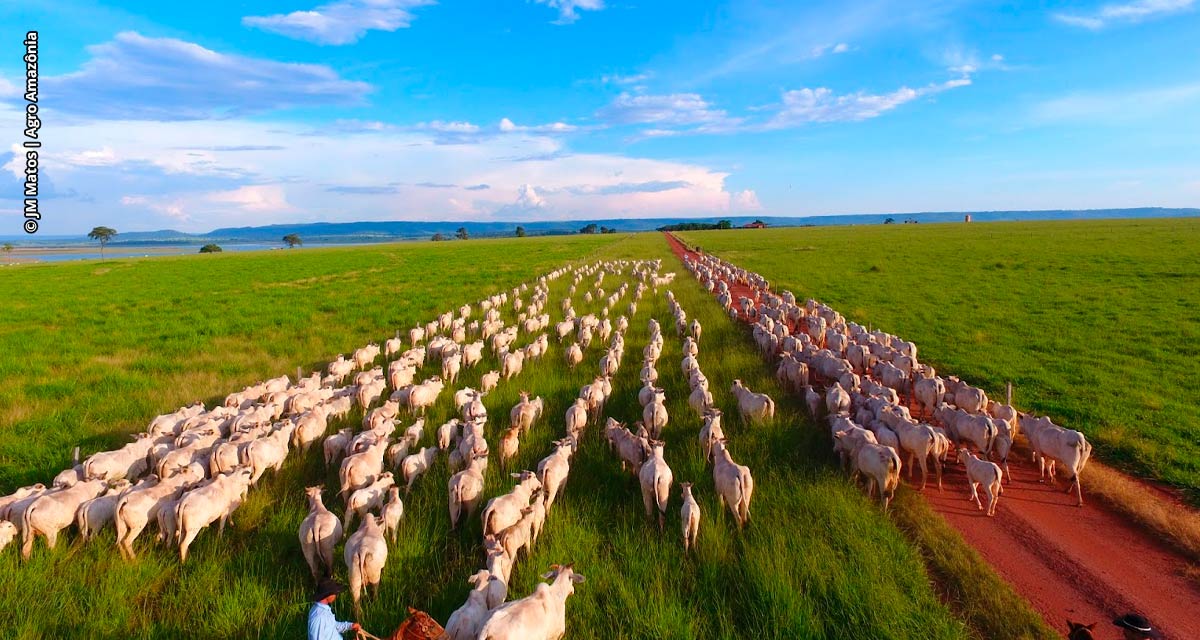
[{"x1": 656, "y1": 220, "x2": 733, "y2": 231}]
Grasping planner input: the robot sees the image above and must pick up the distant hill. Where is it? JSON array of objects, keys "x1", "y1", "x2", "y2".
[{"x1": 4, "y1": 208, "x2": 1196, "y2": 246}]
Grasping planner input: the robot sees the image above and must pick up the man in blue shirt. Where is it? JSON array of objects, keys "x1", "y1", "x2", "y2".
[{"x1": 308, "y1": 578, "x2": 361, "y2": 640}]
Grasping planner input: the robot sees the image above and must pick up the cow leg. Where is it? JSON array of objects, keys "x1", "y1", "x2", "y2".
[
  {"x1": 45, "y1": 529, "x2": 59, "y2": 550},
  {"x1": 969, "y1": 482, "x2": 982, "y2": 511}
]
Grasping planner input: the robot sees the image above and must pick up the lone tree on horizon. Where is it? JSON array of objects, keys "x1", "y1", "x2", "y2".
[
  {"x1": 515, "y1": 226, "x2": 526, "y2": 237},
  {"x1": 88, "y1": 226, "x2": 117, "y2": 259},
  {"x1": 2, "y1": 242, "x2": 12, "y2": 254},
  {"x1": 282, "y1": 233, "x2": 302, "y2": 248},
  {"x1": 199, "y1": 244, "x2": 223, "y2": 253},
  {"x1": 456, "y1": 227, "x2": 469, "y2": 240},
  {"x1": 432, "y1": 233, "x2": 445, "y2": 241}
]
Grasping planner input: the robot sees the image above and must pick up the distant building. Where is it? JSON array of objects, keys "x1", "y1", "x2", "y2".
[
  {"x1": 742, "y1": 221, "x2": 767, "y2": 229},
  {"x1": 964, "y1": 214, "x2": 973, "y2": 223}
]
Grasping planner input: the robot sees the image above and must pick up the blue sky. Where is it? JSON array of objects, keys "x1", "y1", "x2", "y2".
[{"x1": 2, "y1": 0, "x2": 1198, "y2": 234}]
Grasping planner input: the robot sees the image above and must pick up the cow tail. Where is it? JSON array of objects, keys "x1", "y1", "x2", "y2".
[{"x1": 21, "y1": 501, "x2": 37, "y2": 554}]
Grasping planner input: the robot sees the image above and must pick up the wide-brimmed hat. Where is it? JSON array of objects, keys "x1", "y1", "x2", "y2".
[
  {"x1": 313, "y1": 578, "x2": 346, "y2": 601},
  {"x1": 1112, "y1": 613, "x2": 1162, "y2": 638}
]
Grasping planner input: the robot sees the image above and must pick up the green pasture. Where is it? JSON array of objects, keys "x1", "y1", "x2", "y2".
[{"x1": 0, "y1": 233, "x2": 1054, "y2": 639}]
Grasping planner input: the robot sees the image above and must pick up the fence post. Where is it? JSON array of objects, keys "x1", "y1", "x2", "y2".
[
  {"x1": 297, "y1": 366, "x2": 302, "y2": 381},
  {"x1": 1006, "y1": 381, "x2": 1013, "y2": 406}
]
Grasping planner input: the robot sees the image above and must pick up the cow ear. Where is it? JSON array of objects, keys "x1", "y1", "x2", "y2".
[
  {"x1": 510, "y1": 473, "x2": 522, "y2": 479},
  {"x1": 572, "y1": 573, "x2": 586, "y2": 584}
]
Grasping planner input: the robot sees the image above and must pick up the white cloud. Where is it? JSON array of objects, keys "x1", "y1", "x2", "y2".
[
  {"x1": 811, "y1": 42, "x2": 852, "y2": 57},
  {"x1": 208, "y1": 185, "x2": 294, "y2": 213},
  {"x1": 766, "y1": 76, "x2": 971, "y2": 127},
  {"x1": 597, "y1": 93, "x2": 734, "y2": 127},
  {"x1": 121, "y1": 195, "x2": 191, "y2": 222},
  {"x1": 6, "y1": 103, "x2": 740, "y2": 231},
  {"x1": 533, "y1": 0, "x2": 605, "y2": 24},
  {"x1": 600, "y1": 72, "x2": 653, "y2": 86},
  {"x1": 420, "y1": 120, "x2": 481, "y2": 134},
  {"x1": 38, "y1": 32, "x2": 371, "y2": 120},
  {"x1": 1054, "y1": 0, "x2": 1193, "y2": 29},
  {"x1": 732, "y1": 189, "x2": 762, "y2": 211},
  {"x1": 243, "y1": 0, "x2": 435, "y2": 44},
  {"x1": 516, "y1": 184, "x2": 547, "y2": 209},
  {"x1": 498, "y1": 118, "x2": 577, "y2": 133},
  {"x1": 62, "y1": 147, "x2": 119, "y2": 167}
]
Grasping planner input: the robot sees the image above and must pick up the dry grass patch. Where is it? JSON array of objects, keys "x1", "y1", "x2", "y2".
[{"x1": 1084, "y1": 461, "x2": 1200, "y2": 569}]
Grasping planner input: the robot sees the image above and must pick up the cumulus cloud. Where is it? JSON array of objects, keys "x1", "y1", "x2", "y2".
[
  {"x1": 35, "y1": 32, "x2": 371, "y2": 120},
  {"x1": 121, "y1": 195, "x2": 191, "y2": 222},
  {"x1": 208, "y1": 185, "x2": 294, "y2": 213},
  {"x1": 244, "y1": 0, "x2": 435, "y2": 44},
  {"x1": 1054, "y1": 0, "x2": 1193, "y2": 29},
  {"x1": 516, "y1": 184, "x2": 547, "y2": 209},
  {"x1": 732, "y1": 189, "x2": 762, "y2": 211},
  {"x1": 9, "y1": 102, "x2": 739, "y2": 231},
  {"x1": 534, "y1": 0, "x2": 605, "y2": 24}
]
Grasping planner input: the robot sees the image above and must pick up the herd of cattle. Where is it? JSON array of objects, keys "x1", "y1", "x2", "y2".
[
  {"x1": 0, "y1": 242, "x2": 1099, "y2": 639},
  {"x1": 0, "y1": 257, "x2": 708, "y2": 640},
  {"x1": 680, "y1": 242, "x2": 1094, "y2": 515}
]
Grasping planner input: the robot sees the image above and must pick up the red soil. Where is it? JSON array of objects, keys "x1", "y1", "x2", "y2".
[{"x1": 662, "y1": 232, "x2": 1200, "y2": 640}]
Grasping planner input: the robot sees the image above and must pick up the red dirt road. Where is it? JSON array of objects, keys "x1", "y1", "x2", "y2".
[{"x1": 663, "y1": 232, "x2": 1200, "y2": 640}]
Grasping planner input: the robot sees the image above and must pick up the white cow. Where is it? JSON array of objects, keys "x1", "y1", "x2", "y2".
[
  {"x1": 175, "y1": 467, "x2": 254, "y2": 563},
  {"x1": 680, "y1": 482, "x2": 700, "y2": 552},
  {"x1": 21, "y1": 478, "x2": 109, "y2": 558},
  {"x1": 344, "y1": 472, "x2": 396, "y2": 530},
  {"x1": 537, "y1": 439, "x2": 573, "y2": 514},
  {"x1": 1019, "y1": 414, "x2": 1092, "y2": 506},
  {"x1": 731, "y1": 379, "x2": 774, "y2": 423},
  {"x1": 443, "y1": 570, "x2": 493, "y2": 640},
  {"x1": 639, "y1": 441, "x2": 673, "y2": 532},
  {"x1": 957, "y1": 448, "x2": 1003, "y2": 516},
  {"x1": 482, "y1": 471, "x2": 541, "y2": 538},
  {"x1": 401, "y1": 447, "x2": 439, "y2": 493},
  {"x1": 299, "y1": 486, "x2": 343, "y2": 580},
  {"x1": 344, "y1": 516, "x2": 388, "y2": 608},
  {"x1": 448, "y1": 454, "x2": 487, "y2": 530},
  {"x1": 710, "y1": 439, "x2": 754, "y2": 529},
  {"x1": 477, "y1": 564, "x2": 586, "y2": 640}
]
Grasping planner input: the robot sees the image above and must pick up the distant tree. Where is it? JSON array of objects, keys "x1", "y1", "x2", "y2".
[
  {"x1": 456, "y1": 227, "x2": 469, "y2": 240},
  {"x1": 432, "y1": 233, "x2": 446, "y2": 242},
  {"x1": 883, "y1": 217, "x2": 895, "y2": 224},
  {"x1": 716, "y1": 219, "x2": 732, "y2": 229},
  {"x1": 199, "y1": 244, "x2": 223, "y2": 253},
  {"x1": 88, "y1": 226, "x2": 117, "y2": 259},
  {"x1": 282, "y1": 233, "x2": 302, "y2": 248},
  {"x1": 1, "y1": 242, "x2": 12, "y2": 254},
  {"x1": 579, "y1": 223, "x2": 599, "y2": 234},
  {"x1": 515, "y1": 226, "x2": 526, "y2": 237},
  {"x1": 602, "y1": 227, "x2": 617, "y2": 234}
]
